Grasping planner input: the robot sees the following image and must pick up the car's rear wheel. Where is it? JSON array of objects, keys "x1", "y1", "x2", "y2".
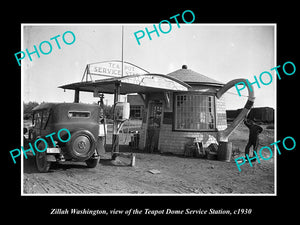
[
  {"x1": 66, "y1": 130, "x2": 96, "y2": 161},
  {"x1": 35, "y1": 142, "x2": 51, "y2": 173}
]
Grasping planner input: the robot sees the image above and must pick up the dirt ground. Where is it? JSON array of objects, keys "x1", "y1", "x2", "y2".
[{"x1": 23, "y1": 122, "x2": 275, "y2": 195}]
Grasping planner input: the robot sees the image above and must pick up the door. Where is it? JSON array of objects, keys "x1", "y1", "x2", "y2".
[{"x1": 146, "y1": 101, "x2": 163, "y2": 153}]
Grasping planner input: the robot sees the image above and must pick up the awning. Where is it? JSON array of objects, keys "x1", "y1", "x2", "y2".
[{"x1": 59, "y1": 73, "x2": 191, "y2": 94}]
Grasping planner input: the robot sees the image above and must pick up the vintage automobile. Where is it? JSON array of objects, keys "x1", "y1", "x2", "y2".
[{"x1": 26, "y1": 102, "x2": 103, "y2": 172}]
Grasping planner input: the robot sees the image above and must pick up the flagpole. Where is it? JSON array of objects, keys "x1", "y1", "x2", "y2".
[
  {"x1": 121, "y1": 25, "x2": 124, "y2": 77},
  {"x1": 111, "y1": 25, "x2": 124, "y2": 160}
]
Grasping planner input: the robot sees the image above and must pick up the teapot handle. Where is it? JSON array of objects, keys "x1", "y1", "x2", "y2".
[{"x1": 216, "y1": 79, "x2": 255, "y2": 142}]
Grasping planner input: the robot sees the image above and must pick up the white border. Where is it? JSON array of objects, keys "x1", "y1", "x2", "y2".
[{"x1": 21, "y1": 23, "x2": 277, "y2": 196}]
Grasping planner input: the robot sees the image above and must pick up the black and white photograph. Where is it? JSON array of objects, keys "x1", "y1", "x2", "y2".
[
  {"x1": 21, "y1": 24, "x2": 276, "y2": 195},
  {"x1": 4, "y1": 6, "x2": 298, "y2": 220}
]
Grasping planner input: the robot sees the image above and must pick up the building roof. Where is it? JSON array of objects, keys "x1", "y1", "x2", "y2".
[
  {"x1": 59, "y1": 73, "x2": 191, "y2": 95},
  {"x1": 32, "y1": 102, "x2": 98, "y2": 111},
  {"x1": 167, "y1": 65, "x2": 224, "y2": 87}
]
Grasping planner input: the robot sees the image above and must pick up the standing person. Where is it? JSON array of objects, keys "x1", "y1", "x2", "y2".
[
  {"x1": 146, "y1": 117, "x2": 158, "y2": 153},
  {"x1": 244, "y1": 118, "x2": 263, "y2": 160}
]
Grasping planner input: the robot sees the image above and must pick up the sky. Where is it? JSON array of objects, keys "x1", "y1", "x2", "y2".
[{"x1": 22, "y1": 24, "x2": 275, "y2": 109}]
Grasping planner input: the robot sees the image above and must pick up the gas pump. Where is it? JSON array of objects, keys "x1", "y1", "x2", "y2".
[
  {"x1": 111, "y1": 102, "x2": 130, "y2": 160},
  {"x1": 96, "y1": 93, "x2": 107, "y2": 156},
  {"x1": 111, "y1": 101, "x2": 135, "y2": 166},
  {"x1": 94, "y1": 86, "x2": 134, "y2": 165},
  {"x1": 114, "y1": 102, "x2": 130, "y2": 122}
]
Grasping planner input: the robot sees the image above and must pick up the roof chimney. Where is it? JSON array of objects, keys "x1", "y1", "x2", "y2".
[{"x1": 182, "y1": 65, "x2": 188, "y2": 69}]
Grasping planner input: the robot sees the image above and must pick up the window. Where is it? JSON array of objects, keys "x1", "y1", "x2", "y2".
[
  {"x1": 33, "y1": 110, "x2": 50, "y2": 129},
  {"x1": 33, "y1": 111, "x2": 42, "y2": 128},
  {"x1": 68, "y1": 111, "x2": 90, "y2": 118},
  {"x1": 174, "y1": 93, "x2": 215, "y2": 131},
  {"x1": 130, "y1": 106, "x2": 144, "y2": 119},
  {"x1": 41, "y1": 110, "x2": 50, "y2": 129}
]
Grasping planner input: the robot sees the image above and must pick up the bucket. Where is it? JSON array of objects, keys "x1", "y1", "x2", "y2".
[
  {"x1": 217, "y1": 141, "x2": 232, "y2": 162},
  {"x1": 207, "y1": 151, "x2": 217, "y2": 160}
]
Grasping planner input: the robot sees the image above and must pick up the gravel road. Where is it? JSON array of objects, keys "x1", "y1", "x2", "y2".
[{"x1": 23, "y1": 151, "x2": 274, "y2": 195}]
